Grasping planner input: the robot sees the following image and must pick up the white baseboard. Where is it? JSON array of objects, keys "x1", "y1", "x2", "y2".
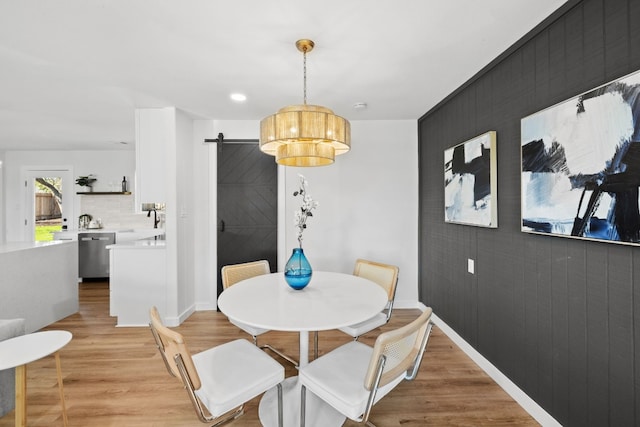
[
  {"x1": 176, "y1": 304, "x2": 196, "y2": 325},
  {"x1": 195, "y1": 302, "x2": 216, "y2": 311},
  {"x1": 418, "y1": 303, "x2": 560, "y2": 427}
]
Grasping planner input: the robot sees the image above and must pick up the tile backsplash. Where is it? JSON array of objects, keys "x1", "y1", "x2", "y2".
[{"x1": 79, "y1": 195, "x2": 163, "y2": 229}]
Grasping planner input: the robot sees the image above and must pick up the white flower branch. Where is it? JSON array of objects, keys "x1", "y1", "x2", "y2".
[{"x1": 293, "y1": 174, "x2": 319, "y2": 247}]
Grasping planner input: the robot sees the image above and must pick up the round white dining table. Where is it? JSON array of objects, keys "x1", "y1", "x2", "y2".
[
  {"x1": 217, "y1": 271, "x2": 388, "y2": 427},
  {"x1": 0, "y1": 330, "x2": 72, "y2": 427}
]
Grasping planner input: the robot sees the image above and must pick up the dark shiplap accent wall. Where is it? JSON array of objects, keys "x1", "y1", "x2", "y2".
[{"x1": 418, "y1": 0, "x2": 639, "y2": 425}]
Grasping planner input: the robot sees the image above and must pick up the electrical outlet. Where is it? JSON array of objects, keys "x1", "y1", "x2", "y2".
[{"x1": 468, "y1": 258, "x2": 475, "y2": 274}]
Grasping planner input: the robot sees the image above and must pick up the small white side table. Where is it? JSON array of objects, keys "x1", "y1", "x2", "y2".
[{"x1": 0, "y1": 330, "x2": 72, "y2": 427}]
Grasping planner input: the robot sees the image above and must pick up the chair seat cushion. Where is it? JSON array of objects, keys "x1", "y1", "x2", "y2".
[
  {"x1": 299, "y1": 341, "x2": 404, "y2": 421},
  {"x1": 193, "y1": 339, "x2": 283, "y2": 417},
  {"x1": 229, "y1": 318, "x2": 270, "y2": 337},
  {"x1": 338, "y1": 312, "x2": 387, "y2": 338}
]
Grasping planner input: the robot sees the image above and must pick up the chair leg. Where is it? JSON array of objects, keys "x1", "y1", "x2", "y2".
[
  {"x1": 262, "y1": 344, "x2": 299, "y2": 368},
  {"x1": 300, "y1": 384, "x2": 306, "y2": 427},
  {"x1": 277, "y1": 383, "x2": 283, "y2": 427},
  {"x1": 314, "y1": 331, "x2": 318, "y2": 359},
  {"x1": 254, "y1": 335, "x2": 299, "y2": 367}
]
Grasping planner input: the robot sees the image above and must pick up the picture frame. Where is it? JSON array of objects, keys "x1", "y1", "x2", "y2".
[
  {"x1": 444, "y1": 131, "x2": 498, "y2": 228},
  {"x1": 521, "y1": 69, "x2": 640, "y2": 245}
]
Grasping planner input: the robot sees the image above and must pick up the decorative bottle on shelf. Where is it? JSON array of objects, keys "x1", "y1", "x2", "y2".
[
  {"x1": 121, "y1": 176, "x2": 127, "y2": 192},
  {"x1": 284, "y1": 247, "x2": 312, "y2": 290}
]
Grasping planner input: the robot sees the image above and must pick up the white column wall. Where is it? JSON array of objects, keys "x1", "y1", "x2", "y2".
[
  {"x1": 174, "y1": 108, "x2": 196, "y2": 320},
  {"x1": 192, "y1": 120, "x2": 217, "y2": 310}
]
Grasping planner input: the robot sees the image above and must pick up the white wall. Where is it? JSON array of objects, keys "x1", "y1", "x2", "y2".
[
  {"x1": 282, "y1": 120, "x2": 420, "y2": 307},
  {"x1": 191, "y1": 119, "x2": 420, "y2": 310},
  {"x1": 192, "y1": 120, "x2": 216, "y2": 311},
  {"x1": 79, "y1": 195, "x2": 156, "y2": 229},
  {"x1": 3, "y1": 150, "x2": 136, "y2": 242},
  {"x1": 0, "y1": 151, "x2": 5, "y2": 244},
  {"x1": 175, "y1": 108, "x2": 196, "y2": 319}
]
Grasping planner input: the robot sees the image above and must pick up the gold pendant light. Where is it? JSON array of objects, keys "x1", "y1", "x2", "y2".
[{"x1": 260, "y1": 39, "x2": 351, "y2": 166}]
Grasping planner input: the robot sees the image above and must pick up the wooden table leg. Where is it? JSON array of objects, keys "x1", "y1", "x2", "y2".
[
  {"x1": 54, "y1": 352, "x2": 68, "y2": 427},
  {"x1": 15, "y1": 364, "x2": 27, "y2": 427}
]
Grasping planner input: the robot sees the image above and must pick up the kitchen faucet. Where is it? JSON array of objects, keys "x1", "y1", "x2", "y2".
[{"x1": 147, "y1": 209, "x2": 160, "y2": 228}]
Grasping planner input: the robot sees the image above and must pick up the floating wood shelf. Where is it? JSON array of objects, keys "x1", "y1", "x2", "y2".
[{"x1": 76, "y1": 191, "x2": 132, "y2": 195}]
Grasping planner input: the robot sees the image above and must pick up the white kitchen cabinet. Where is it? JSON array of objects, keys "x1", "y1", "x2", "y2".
[
  {"x1": 109, "y1": 241, "x2": 167, "y2": 326},
  {"x1": 135, "y1": 108, "x2": 173, "y2": 206},
  {"x1": 0, "y1": 241, "x2": 78, "y2": 333}
]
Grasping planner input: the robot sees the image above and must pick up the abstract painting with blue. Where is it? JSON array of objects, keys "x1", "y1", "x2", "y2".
[
  {"x1": 521, "y1": 69, "x2": 640, "y2": 245},
  {"x1": 444, "y1": 131, "x2": 497, "y2": 228}
]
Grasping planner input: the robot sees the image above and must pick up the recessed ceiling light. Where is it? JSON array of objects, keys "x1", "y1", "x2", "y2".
[{"x1": 230, "y1": 93, "x2": 247, "y2": 102}]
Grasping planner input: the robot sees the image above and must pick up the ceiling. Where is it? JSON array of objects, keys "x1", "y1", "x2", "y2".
[{"x1": 0, "y1": 0, "x2": 567, "y2": 151}]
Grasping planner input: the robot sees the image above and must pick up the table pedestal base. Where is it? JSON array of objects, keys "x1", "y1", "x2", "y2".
[{"x1": 258, "y1": 377, "x2": 345, "y2": 427}]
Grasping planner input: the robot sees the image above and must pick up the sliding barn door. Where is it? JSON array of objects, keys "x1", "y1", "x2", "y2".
[{"x1": 217, "y1": 143, "x2": 277, "y2": 298}]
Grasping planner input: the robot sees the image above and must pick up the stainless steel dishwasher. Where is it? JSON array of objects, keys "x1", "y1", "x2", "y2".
[{"x1": 78, "y1": 232, "x2": 115, "y2": 279}]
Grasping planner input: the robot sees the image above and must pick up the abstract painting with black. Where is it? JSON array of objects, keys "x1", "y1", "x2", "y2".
[
  {"x1": 444, "y1": 131, "x2": 497, "y2": 228},
  {"x1": 521, "y1": 69, "x2": 640, "y2": 245}
]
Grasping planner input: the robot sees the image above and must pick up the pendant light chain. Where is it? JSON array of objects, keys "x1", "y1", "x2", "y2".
[{"x1": 303, "y1": 48, "x2": 307, "y2": 105}]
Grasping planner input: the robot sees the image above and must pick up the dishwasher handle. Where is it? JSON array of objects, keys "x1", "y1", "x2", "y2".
[{"x1": 80, "y1": 236, "x2": 114, "y2": 241}]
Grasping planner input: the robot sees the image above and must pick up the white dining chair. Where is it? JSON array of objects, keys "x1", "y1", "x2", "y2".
[
  {"x1": 300, "y1": 308, "x2": 433, "y2": 427},
  {"x1": 221, "y1": 260, "x2": 298, "y2": 367},
  {"x1": 149, "y1": 306, "x2": 284, "y2": 427},
  {"x1": 339, "y1": 259, "x2": 400, "y2": 339},
  {"x1": 312, "y1": 259, "x2": 399, "y2": 360}
]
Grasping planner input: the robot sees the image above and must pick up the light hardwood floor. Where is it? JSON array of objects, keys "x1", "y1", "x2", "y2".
[{"x1": 0, "y1": 281, "x2": 539, "y2": 426}]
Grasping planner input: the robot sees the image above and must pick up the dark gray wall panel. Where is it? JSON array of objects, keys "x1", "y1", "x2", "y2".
[
  {"x1": 604, "y1": 0, "x2": 629, "y2": 80},
  {"x1": 566, "y1": 242, "x2": 588, "y2": 426},
  {"x1": 635, "y1": 250, "x2": 640, "y2": 427},
  {"x1": 606, "y1": 245, "x2": 634, "y2": 425},
  {"x1": 565, "y1": 7, "x2": 586, "y2": 97},
  {"x1": 631, "y1": 0, "x2": 640, "y2": 71},
  {"x1": 583, "y1": 0, "x2": 605, "y2": 87},
  {"x1": 550, "y1": 239, "x2": 569, "y2": 423},
  {"x1": 418, "y1": 0, "x2": 639, "y2": 425},
  {"x1": 585, "y1": 243, "x2": 609, "y2": 426}
]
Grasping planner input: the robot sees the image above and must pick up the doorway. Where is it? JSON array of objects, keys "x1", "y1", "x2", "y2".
[
  {"x1": 23, "y1": 167, "x2": 73, "y2": 241},
  {"x1": 216, "y1": 143, "x2": 277, "y2": 298}
]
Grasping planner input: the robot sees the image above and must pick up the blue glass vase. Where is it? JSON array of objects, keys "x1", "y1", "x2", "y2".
[{"x1": 284, "y1": 247, "x2": 312, "y2": 290}]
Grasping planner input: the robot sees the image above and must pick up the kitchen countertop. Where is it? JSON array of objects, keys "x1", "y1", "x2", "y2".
[
  {"x1": 107, "y1": 239, "x2": 166, "y2": 250},
  {"x1": 54, "y1": 228, "x2": 165, "y2": 243},
  {"x1": 62, "y1": 228, "x2": 131, "y2": 233},
  {"x1": 0, "y1": 240, "x2": 74, "y2": 255}
]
